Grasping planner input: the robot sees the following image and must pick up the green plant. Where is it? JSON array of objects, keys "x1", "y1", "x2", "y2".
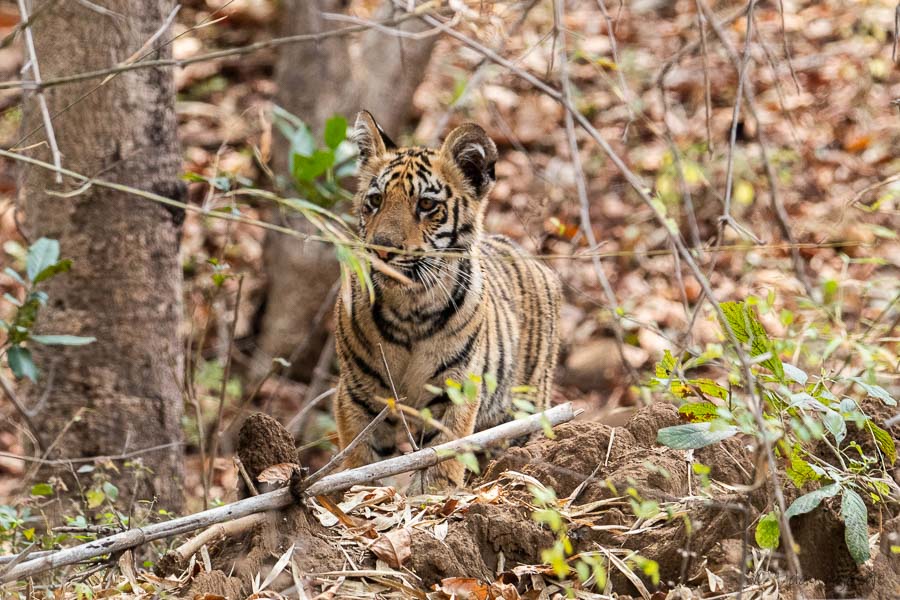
[
  {"x1": 1, "y1": 237, "x2": 95, "y2": 381},
  {"x1": 654, "y1": 298, "x2": 897, "y2": 565},
  {"x1": 272, "y1": 107, "x2": 356, "y2": 207}
]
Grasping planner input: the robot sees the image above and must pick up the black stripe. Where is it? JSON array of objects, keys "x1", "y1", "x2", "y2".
[
  {"x1": 419, "y1": 258, "x2": 471, "y2": 336},
  {"x1": 346, "y1": 384, "x2": 381, "y2": 418},
  {"x1": 448, "y1": 201, "x2": 460, "y2": 249},
  {"x1": 421, "y1": 428, "x2": 441, "y2": 445},
  {"x1": 349, "y1": 350, "x2": 390, "y2": 391},
  {"x1": 372, "y1": 301, "x2": 412, "y2": 349},
  {"x1": 432, "y1": 322, "x2": 482, "y2": 378},
  {"x1": 490, "y1": 298, "x2": 508, "y2": 401}
]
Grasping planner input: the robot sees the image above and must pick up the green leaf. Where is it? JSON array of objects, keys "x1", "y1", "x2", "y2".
[
  {"x1": 7, "y1": 346, "x2": 38, "y2": 381},
  {"x1": 823, "y1": 410, "x2": 847, "y2": 444},
  {"x1": 102, "y1": 482, "x2": 119, "y2": 502},
  {"x1": 782, "y1": 363, "x2": 808, "y2": 385},
  {"x1": 457, "y1": 451, "x2": 480, "y2": 474},
  {"x1": 656, "y1": 422, "x2": 738, "y2": 449},
  {"x1": 678, "y1": 402, "x2": 720, "y2": 423},
  {"x1": 292, "y1": 149, "x2": 334, "y2": 182},
  {"x1": 446, "y1": 387, "x2": 465, "y2": 405},
  {"x1": 30, "y1": 483, "x2": 54, "y2": 497},
  {"x1": 719, "y1": 301, "x2": 784, "y2": 381},
  {"x1": 85, "y1": 489, "x2": 105, "y2": 509},
  {"x1": 324, "y1": 115, "x2": 348, "y2": 150},
  {"x1": 30, "y1": 334, "x2": 96, "y2": 346},
  {"x1": 755, "y1": 511, "x2": 781, "y2": 549},
  {"x1": 32, "y1": 259, "x2": 72, "y2": 284},
  {"x1": 3, "y1": 267, "x2": 25, "y2": 286},
  {"x1": 848, "y1": 377, "x2": 896, "y2": 406},
  {"x1": 865, "y1": 420, "x2": 896, "y2": 465},
  {"x1": 785, "y1": 445, "x2": 820, "y2": 488},
  {"x1": 484, "y1": 373, "x2": 497, "y2": 395},
  {"x1": 655, "y1": 349, "x2": 676, "y2": 378},
  {"x1": 26, "y1": 238, "x2": 60, "y2": 282},
  {"x1": 785, "y1": 483, "x2": 841, "y2": 519},
  {"x1": 841, "y1": 488, "x2": 870, "y2": 564}
]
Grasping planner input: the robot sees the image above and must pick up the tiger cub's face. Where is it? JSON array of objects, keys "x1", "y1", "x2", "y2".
[{"x1": 352, "y1": 111, "x2": 498, "y2": 288}]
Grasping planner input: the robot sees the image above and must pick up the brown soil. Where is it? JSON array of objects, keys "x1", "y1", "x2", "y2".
[{"x1": 185, "y1": 404, "x2": 900, "y2": 598}]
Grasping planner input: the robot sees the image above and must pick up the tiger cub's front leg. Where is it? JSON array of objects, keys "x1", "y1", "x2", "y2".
[
  {"x1": 407, "y1": 395, "x2": 480, "y2": 494},
  {"x1": 333, "y1": 379, "x2": 397, "y2": 470}
]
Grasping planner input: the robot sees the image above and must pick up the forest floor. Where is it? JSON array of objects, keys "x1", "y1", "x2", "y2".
[{"x1": 0, "y1": 0, "x2": 898, "y2": 598}]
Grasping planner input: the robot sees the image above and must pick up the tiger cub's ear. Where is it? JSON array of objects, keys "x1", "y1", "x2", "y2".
[
  {"x1": 354, "y1": 111, "x2": 396, "y2": 170},
  {"x1": 441, "y1": 123, "x2": 498, "y2": 198}
]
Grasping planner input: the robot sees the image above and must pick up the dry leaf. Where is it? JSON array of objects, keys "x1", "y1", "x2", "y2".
[
  {"x1": 476, "y1": 485, "x2": 502, "y2": 504},
  {"x1": 256, "y1": 463, "x2": 299, "y2": 484},
  {"x1": 434, "y1": 520, "x2": 449, "y2": 541},
  {"x1": 193, "y1": 595, "x2": 226, "y2": 600},
  {"x1": 436, "y1": 577, "x2": 490, "y2": 600},
  {"x1": 369, "y1": 528, "x2": 412, "y2": 568}
]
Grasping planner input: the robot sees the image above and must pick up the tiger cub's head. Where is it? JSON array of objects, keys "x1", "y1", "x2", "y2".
[{"x1": 352, "y1": 111, "x2": 498, "y2": 287}]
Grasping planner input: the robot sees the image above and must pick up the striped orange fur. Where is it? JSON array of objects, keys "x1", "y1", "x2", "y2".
[{"x1": 333, "y1": 111, "x2": 562, "y2": 492}]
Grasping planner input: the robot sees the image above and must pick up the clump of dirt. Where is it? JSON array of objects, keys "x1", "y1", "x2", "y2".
[
  {"x1": 236, "y1": 412, "x2": 299, "y2": 493},
  {"x1": 182, "y1": 405, "x2": 900, "y2": 598},
  {"x1": 184, "y1": 413, "x2": 341, "y2": 598}
]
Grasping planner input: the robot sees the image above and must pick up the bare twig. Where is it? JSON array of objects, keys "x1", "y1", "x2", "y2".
[
  {"x1": 286, "y1": 388, "x2": 336, "y2": 439},
  {"x1": 0, "y1": 375, "x2": 43, "y2": 452},
  {"x1": 0, "y1": 403, "x2": 577, "y2": 583},
  {"x1": 697, "y1": 0, "x2": 812, "y2": 295},
  {"x1": 163, "y1": 513, "x2": 267, "y2": 572},
  {"x1": 594, "y1": 0, "x2": 635, "y2": 138},
  {"x1": 0, "y1": 442, "x2": 182, "y2": 465},
  {"x1": 0, "y1": 4, "x2": 443, "y2": 91},
  {"x1": 295, "y1": 405, "x2": 391, "y2": 495},
  {"x1": 378, "y1": 343, "x2": 418, "y2": 451},
  {"x1": 16, "y1": 0, "x2": 62, "y2": 183},
  {"x1": 719, "y1": 0, "x2": 757, "y2": 237},
  {"x1": 235, "y1": 457, "x2": 259, "y2": 496},
  {"x1": 205, "y1": 276, "x2": 244, "y2": 500},
  {"x1": 554, "y1": 0, "x2": 639, "y2": 384}
]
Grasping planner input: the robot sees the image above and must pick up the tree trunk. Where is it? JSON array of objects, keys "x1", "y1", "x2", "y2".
[
  {"x1": 19, "y1": 0, "x2": 185, "y2": 510},
  {"x1": 251, "y1": 0, "x2": 437, "y2": 382}
]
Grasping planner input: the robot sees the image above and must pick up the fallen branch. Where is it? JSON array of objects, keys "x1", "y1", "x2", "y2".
[
  {"x1": 0, "y1": 403, "x2": 576, "y2": 584},
  {"x1": 157, "y1": 513, "x2": 268, "y2": 575}
]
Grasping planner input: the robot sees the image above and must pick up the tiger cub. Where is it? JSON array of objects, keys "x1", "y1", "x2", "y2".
[{"x1": 333, "y1": 111, "x2": 562, "y2": 492}]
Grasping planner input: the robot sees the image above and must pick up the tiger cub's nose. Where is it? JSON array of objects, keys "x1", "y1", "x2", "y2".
[{"x1": 371, "y1": 235, "x2": 403, "y2": 262}]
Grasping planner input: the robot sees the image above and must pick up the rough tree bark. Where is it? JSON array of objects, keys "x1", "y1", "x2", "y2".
[
  {"x1": 19, "y1": 0, "x2": 185, "y2": 509},
  {"x1": 252, "y1": 0, "x2": 437, "y2": 382}
]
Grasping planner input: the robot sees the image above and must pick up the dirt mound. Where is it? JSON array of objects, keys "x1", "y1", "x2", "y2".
[{"x1": 182, "y1": 405, "x2": 900, "y2": 598}]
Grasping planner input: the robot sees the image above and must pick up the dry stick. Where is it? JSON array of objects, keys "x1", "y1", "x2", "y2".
[
  {"x1": 0, "y1": 403, "x2": 576, "y2": 584},
  {"x1": 719, "y1": 0, "x2": 759, "y2": 241},
  {"x1": 593, "y1": 0, "x2": 635, "y2": 139},
  {"x1": 285, "y1": 388, "x2": 336, "y2": 439},
  {"x1": 166, "y1": 513, "x2": 267, "y2": 569},
  {"x1": 419, "y1": 9, "x2": 803, "y2": 580},
  {"x1": 0, "y1": 143, "x2": 855, "y2": 265},
  {"x1": 16, "y1": 0, "x2": 62, "y2": 184},
  {"x1": 0, "y1": 5, "x2": 441, "y2": 91},
  {"x1": 554, "y1": 0, "x2": 639, "y2": 385},
  {"x1": 204, "y1": 276, "x2": 244, "y2": 501},
  {"x1": 378, "y1": 343, "x2": 419, "y2": 451},
  {"x1": 696, "y1": 0, "x2": 714, "y2": 154},
  {"x1": 696, "y1": 0, "x2": 812, "y2": 296},
  {"x1": 0, "y1": 374, "x2": 43, "y2": 452},
  {"x1": 295, "y1": 405, "x2": 391, "y2": 495},
  {"x1": 0, "y1": 443, "x2": 182, "y2": 466}
]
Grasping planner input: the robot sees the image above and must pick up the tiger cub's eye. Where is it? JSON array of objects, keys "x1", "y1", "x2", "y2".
[
  {"x1": 418, "y1": 197, "x2": 437, "y2": 212},
  {"x1": 367, "y1": 194, "x2": 382, "y2": 210}
]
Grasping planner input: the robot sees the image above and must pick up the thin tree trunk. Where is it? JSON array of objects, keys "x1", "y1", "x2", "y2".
[
  {"x1": 252, "y1": 0, "x2": 437, "y2": 382},
  {"x1": 19, "y1": 0, "x2": 184, "y2": 510}
]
